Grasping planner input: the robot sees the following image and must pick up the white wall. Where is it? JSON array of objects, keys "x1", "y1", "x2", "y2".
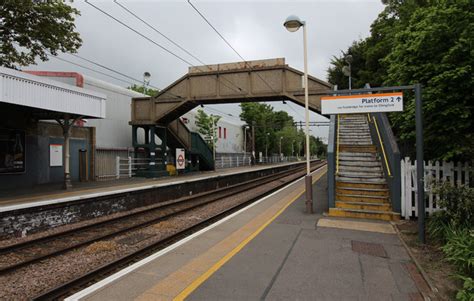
[
  {"x1": 82, "y1": 76, "x2": 143, "y2": 149},
  {"x1": 32, "y1": 73, "x2": 144, "y2": 149},
  {"x1": 182, "y1": 108, "x2": 245, "y2": 154}
]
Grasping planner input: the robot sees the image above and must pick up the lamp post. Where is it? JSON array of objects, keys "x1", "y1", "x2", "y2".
[
  {"x1": 342, "y1": 55, "x2": 352, "y2": 90},
  {"x1": 143, "y1": 72, "x2": 151, "y2": 95},
  {"x1": 265, "y1": 132, "x2": 270, "y2": 162},
  {"x1": 284, "y1": 15, "x2": 313, "y2": 213},
  {"x1": 243, "y1": 125, "x2": 250, "y2": 160},
  {"x1": 279, "y1": 136, "x2": 283, "y2": 162},
  {"x1": 210, "y1": 115, "x2": 217, "y2": 171}
]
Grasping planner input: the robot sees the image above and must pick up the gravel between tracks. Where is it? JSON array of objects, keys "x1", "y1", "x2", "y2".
[{"x1": 0, "y1": 169, "x2": 307, "y2": 300}]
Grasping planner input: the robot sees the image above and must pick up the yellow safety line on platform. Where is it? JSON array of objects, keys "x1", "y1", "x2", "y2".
[
  {"x1": 173, "y1": 168, "x2": 327, "y2": 301},
  {"x1": 373, "y1": 117, "x2": 392, "y2": 176},
  {"x1": 336, "y1": 115, "x2": 340, "y2": 174}
]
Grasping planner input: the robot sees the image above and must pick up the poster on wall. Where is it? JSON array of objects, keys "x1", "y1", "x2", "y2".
[
  {"x1": 0, "y1": 129, "x2": 26, "y2": 174},
  {"x1": 49, "y1": 144, "x2": 63, "y2": 167}
]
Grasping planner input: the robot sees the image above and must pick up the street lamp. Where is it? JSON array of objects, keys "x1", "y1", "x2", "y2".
[
  {"x1": 284, "y1": 15, "x2": 313, "y2": 213},
  {"x1": 279, "y1": 136, "x2": 283, "y2": 161},
  {"x1": 265, "y1": 132, "x2": 270, "y2": 162},
  {"x1": 243, "y1": 125, "x2": 250, "y2": 160},
  {"x1": 143, "y1": 71, "x2": 151, "y2": 95},
  {"x1": 342, "y1": 54, "x2": 352, "y2": 90}
]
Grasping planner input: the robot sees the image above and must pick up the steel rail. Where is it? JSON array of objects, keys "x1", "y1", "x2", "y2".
[
  {"x1": 0, "y1": 163, "x2": 317, "y2": 275},
  {"x1": 32, "y1": 162, "x2": 325, "y2": 300}
]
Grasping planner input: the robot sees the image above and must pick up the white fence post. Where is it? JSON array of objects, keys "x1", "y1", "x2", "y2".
[
  {"x1": 401, "y1": 159, "x2": 471, "y2": 219},
  {"x1": 115, "y1": 156, "x2": 120, "y2": 179},
  {"x1": 128, "y1": 156, "x2": 132, "y2": 178}
]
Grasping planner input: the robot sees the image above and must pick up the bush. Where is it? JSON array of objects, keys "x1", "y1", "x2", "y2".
[
  {"x1": 456, "y1": 275, "x2": 474, "y2": 301},
  {"x1": 426, "y1": 183, "x2": 474, "y2": 300},
  {"x1": 427, "y1": 210, "x2": 452, "y2": 243},
  {"x1": 434, "y1": 183, "x2": 474, "y2": 228},
  {"x1": 442, "y1": 227, "x2": 474, "y2": 275}
]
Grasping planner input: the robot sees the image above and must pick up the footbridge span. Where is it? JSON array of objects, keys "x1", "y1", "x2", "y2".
[
  {"x1": 129, "y1": 58, "x2": 332, "y2": 177},
  {"x1": 131, "y1": 58, "x2": 331, "y2": 125}
]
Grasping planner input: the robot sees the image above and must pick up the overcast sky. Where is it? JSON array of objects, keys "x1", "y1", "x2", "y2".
[{"x1": 29, "y1": 0, "x2": 385, "y2": 142}]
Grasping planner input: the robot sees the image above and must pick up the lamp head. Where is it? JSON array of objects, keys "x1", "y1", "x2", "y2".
[
  {"x1": 143, "y1": 71, "x2": 151, "y2": 83},
  {"x1": 345, "y1": 54, "x2": 353, "y2": 64},
  {"x1": 284, "y1": 15, "x2": 304, "y2": 32},
  {"x1": 342, "y1": 65, "x2": 351, "y2": 77}
]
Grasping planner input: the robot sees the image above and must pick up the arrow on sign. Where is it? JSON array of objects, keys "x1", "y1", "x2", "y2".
[{"x1": 397, "y1": 97, "x2": 401, "y2": 102}]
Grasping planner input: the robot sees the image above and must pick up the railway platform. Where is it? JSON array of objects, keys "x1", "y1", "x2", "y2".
[
  {"x1": 0, "y1": 162, "x2": 300, "y2": 212},
  {"x1": 69, "y1": 165, "x2": 428, "y2": 301}
]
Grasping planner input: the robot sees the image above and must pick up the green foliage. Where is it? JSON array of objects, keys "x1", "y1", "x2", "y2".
[
  {"x1": 442, "y1": 227, "x2": 474, "y2": 276},
  {"x1": 239, "y1": 102, "x2": 325, "y2": 157},
  {"x1": 128, "y1": 84, "x2": 159, "y2": 97},
  {"x1": 327, "y1": 1, "x2": 474, "y2": 161},
  {"x1": 435, "y1": 183, "x2": 474, "y2": 228},
  {"x1": 455, "y1": 275, "x2": 474, "y2": 301},
  {"x1": 194, "y1": 109, "x2": 220, "y2": 149},
  {"x1": 0, "y1": 0, "x2": 82, "y2": 68},
  {"x1": 427, "y1": 182, "x2": 474, "y2": 299},
  {"x1": 427, "y1": 210, "x2": 452, "y2": 243}
]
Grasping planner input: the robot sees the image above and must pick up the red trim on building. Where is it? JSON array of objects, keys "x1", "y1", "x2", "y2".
[
  {"x1": 224, "y1": 127, "x2": 227, "y2": 139},
  {"x1": 24, "y1": 71, "x2": 84, "y2": 87},
  {"x1": 218, "y1": 126, "x2": 222, "y2": 139}
]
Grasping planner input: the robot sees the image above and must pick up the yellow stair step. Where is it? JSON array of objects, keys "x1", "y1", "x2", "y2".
[
  {"x1": 335, "y1": 201, "x2": 391, "y2": 212},
  {"x1": 336, "y1": 194, "x2": 390, "y2": 204},
  {"x1": 336, "y1": 181, "x2": 388, "y2": 190},
  {"x1": 328, "y1": 208, "x2": 400, "y2": 221},
  {"x1": 336, "y1": 187, "x2": 389, "y2": 197}
]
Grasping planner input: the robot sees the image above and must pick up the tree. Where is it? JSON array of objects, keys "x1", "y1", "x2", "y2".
[
  {"x1": 194, "y1": 109, "x2": 220, "y2": 149},
  {"x1": 384, "y1": 2, "x2": 473, "y2": 161},
  {"x1": 326, "y1": 1, "x2": 473, "y2": 161},
  {"x1": 0, "y1": 1, "x2": 82, "y2": 68},
  {"x1": 128, "y1": 84, "x2": 159, "y2": 97}
]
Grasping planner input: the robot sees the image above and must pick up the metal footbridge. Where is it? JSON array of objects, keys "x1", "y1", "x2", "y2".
[{"x1": 129, "y1": 58, "x2": 332, "y2": 176}]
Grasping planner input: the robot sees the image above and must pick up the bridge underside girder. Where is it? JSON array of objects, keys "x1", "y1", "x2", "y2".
[{"x1": 131, "y1": 58, "x2": 332, "y2": 125}]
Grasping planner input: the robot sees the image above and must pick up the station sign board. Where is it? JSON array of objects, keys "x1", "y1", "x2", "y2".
[
  {"x1": 176, "y1": 148, "x2": 185, "y2": 170},
  {"x1": 321, "y1": 92, "x2": 403, "y2": 115}
]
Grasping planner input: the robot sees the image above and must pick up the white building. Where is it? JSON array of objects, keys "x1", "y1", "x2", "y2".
[
  {"x1": 181, "y1": 108, "x2": 246, "y2": 155},
  {"x1": 26, "y1": 71, "x2": 144, "y2": 179}
]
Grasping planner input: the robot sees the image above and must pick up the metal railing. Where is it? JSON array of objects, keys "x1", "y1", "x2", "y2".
[
  {"x1": 368, "y1": 113, "x2": 401, "y2": 213},
  {"x1": 327, "y1": 115, "x2": 337, "y2": 208},
  {"x1": 115, "y1": 156, "x2": 164, "y2": 179}
]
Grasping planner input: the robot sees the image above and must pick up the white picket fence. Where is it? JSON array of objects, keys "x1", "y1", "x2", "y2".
[{"x1": 401, "y1": 158, "x2": 471, "y2": 219}]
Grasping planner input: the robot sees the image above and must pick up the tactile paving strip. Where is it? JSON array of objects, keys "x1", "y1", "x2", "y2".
[{"x1": 351, "y1": 240, "x2": 388, "y2": 258}]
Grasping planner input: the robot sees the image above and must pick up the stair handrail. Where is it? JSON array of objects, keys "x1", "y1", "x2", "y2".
[
  {"x1": 327, "y1": 115, "x2": 337, "y2": 209},
  {"x1": 336, "y1": 114, "x2": 341, "y2": 174},
  {"x1": 371, "y1": 115, "x2": 392, "y2": 177},
  {"x1": 367, "y1": 113, "x2": 401, "y2": 213}
]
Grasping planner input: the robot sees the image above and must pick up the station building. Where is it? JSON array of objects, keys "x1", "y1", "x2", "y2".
[{"x1": 0, "y1": 67, "x2": 106, "y2": 190}]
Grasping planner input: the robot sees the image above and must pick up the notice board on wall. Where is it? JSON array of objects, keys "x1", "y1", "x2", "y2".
[
  {"x1": 0, "y1": 129, "x2": 25, "y2": 174},
  {"x1": 50, "y1": 144, "x2": 63, "y2": 167}
]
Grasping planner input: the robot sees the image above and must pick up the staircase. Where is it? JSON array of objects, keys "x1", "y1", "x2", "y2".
[
  {"x1": 166, "y1": 119, "x2": 214, "y2": 171},
  {"x1": 328, "y1": 114, "x2": 400, "y2": 221}
]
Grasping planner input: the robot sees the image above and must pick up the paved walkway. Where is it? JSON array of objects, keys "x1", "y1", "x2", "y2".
[{"x1": 72, "y1": 166, "x2": 427, "y2": 301}]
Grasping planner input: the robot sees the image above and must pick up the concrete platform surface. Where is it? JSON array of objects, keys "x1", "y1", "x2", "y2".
[
  {"x1": 71, "y1": 165, "x2": 425, "y2": 301},
  {"x1": 0, "y1": 162, "x2": 301, "y2": 212}
]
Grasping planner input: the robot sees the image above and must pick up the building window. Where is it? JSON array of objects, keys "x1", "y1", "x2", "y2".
[
  {"x1": 218, "y1": 126, "x2": 222, "y2": 139},
  {"x1": 224, "y1": 128, "x2": 227, "y2": 139}
]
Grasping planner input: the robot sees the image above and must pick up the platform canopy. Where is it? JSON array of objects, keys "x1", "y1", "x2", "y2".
[
  {"x1": 0, "y1": 66, "x2": 106, "y2": 120},
  {"x1": 131, "y1": 58, "x2": 332, "y2": 125}
]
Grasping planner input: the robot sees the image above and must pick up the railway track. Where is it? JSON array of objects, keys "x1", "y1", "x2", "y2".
[{"x1": 2, "y1": 161, "x2": 325, "y2": 300}]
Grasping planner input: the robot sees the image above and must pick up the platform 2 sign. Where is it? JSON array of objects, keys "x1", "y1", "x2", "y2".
[
  {"x1": 176, "y1": 148, "x2": 185, "y2": 170},
  {"x1": 0, "y1": 129, "x2": 25, "y2": 174},
  {"x1": 321, "y1": 92, "x2": 403, "y2": 114}
]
